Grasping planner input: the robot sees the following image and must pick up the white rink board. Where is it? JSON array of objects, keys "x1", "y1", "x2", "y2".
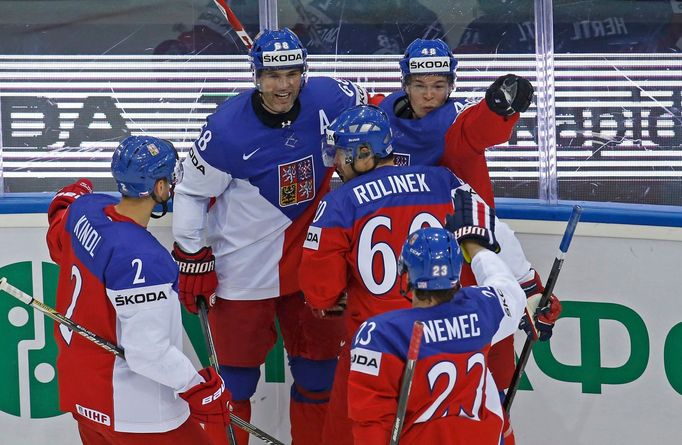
[{"x1": 0, "y1": 214, "x2": 681, "y2": 445}]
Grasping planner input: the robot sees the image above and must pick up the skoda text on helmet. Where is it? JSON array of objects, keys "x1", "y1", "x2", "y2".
[
  {"x1": 398, "y1": 227, "x2": 463, "y2": 291},
  {"x1": 111, "y1": 136, "x2": 182, "y2": 198},
  {"x1": 249, "y1": 28, "x2": 308, "y2": 89},
  {"x1": 322, "y1": 105, "x2": 394, "y2": 167},
  {"x1": 399, "y1": 38, "x2": 458, "y2": 88}
]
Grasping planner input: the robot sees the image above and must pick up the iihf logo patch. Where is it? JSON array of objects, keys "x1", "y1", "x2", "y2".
[
  {"x1": 278, "y1": 155, "x2": 316, "y2": 207},
  {"x1": 394, "y1": 152, "x2": 411, "y2": 167}
]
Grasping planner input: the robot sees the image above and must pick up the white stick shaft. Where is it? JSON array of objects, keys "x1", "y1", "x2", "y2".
[{"x1": 0, "y1": 277, "x2": 34, "y2": 304}]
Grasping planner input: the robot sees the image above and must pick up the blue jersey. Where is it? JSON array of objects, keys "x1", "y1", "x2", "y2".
[
  {"x1": 300, "y1": 164, "x2": 463, "y2": 336},
  {"x1": 379, "y1": 93, "x2": 461, "y2": 167},
  {"x1": 347, "y1": 250, "x2": 527, "y2": 444},
  {"x1": 379, "y1": 91, "x2": 518, "y2": 207},
  {"x1": 48, "y1": 193, "x2": 198, "y2": 432},
  {"x1": 173, "y1": 76, "x2": 365, "y2": 300}
]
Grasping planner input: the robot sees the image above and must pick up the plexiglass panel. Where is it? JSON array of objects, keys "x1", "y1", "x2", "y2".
[{"x1": 1, "y1": 0, "x2": 680, "y2": 206}]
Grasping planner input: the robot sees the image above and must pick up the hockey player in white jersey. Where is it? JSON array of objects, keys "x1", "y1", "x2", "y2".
[{"x1": 172, "y1": 28, "x2": 366, "y2": 445}]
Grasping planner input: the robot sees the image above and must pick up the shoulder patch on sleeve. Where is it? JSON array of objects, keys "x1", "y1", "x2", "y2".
[
  {"x1": 350, "y1": 347, "x2": 382, "y2": 376},
  {"x1": 303, "y1": 226, "x2": 321, "y2": 250}
]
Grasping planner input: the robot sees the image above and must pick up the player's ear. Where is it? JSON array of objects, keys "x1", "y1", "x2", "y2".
[
  {"x1": 356, "y1": 145, "x2": 373, "y2": 160},
  {"x1": 153, "y1": 178, "x2": 167, "y2": 197}
]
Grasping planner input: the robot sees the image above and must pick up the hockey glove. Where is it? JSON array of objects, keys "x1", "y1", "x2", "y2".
[
  {"x1": 47, "y1": 178, "x2": 94, "y2": 222},
  {"x1": 180, "y1": 367, "x2": 232, "y2": 425},
  {"x1": 518, "y1": 269, "x2": 563, "y2": 341},
  {"x1": 368, "y1": 93, "x2": 386, "y2": 106},
  {"x1": 445, "y1": 188, "x2": 500, "y2": 263},
  {"x1": 485, "y1": 74, "x2": 534, "y2": 117},
  {"x1": 311, "y1": 292, "x2": 348, "y2": 319},
  {"x1": 172, "y1": 242, "x2": 218, "y2": 314}
]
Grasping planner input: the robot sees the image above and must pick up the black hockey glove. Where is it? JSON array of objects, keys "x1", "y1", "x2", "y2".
[
  {"x1": 445, "y1": 188, "x2": 500, "y2": 263},
  {"x1": 485, "y1": 74, "x2": 534, "y2": 117}
]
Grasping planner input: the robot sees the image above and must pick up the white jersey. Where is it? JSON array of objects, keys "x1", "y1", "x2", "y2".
[{"x1": 173, "y1": 77, "x2": 365, "y2": 300}]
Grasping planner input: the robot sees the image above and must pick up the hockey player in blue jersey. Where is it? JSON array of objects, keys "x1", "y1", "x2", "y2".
[
  {"x1": 171, "y1": 28, "x2": 366, "y2": 445},
  {"x1": 378, "y1": 38, "x2": 560, "y2": 445},
  {"x1": 300, "y1": 104, "x2": 543, "y2": 445},
  {"x1": 379, "y1": 38, "x2": 533, "y2": 207},
  {"x1": 348, "y1": 219, "x2": 526, "y2": 445},
  {"x1": 46, "y1": 136, "x2": 232, "y2": 445}
]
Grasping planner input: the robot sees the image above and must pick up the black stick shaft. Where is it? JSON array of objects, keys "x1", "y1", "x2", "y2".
[
  {"x1": 503, "y1": 205, "x2": 582, "y2": 413},
  {"x1": 197, "y1": 297, "x2": 238, "y2": 445},
  {"x1": 0, "y1": 277, "x2": 283, "y2": 445}
]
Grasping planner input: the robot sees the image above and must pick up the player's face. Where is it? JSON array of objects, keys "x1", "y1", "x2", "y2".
[
  {"x1": 405, "y1": 75, "x2": 452, "y2": 118},
  {"x1": 258, "y1": 68, "x2": 303, "y2": 114}
]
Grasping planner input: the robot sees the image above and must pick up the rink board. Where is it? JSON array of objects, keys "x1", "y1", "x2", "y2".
[{"x1": 0, "y1": 200, "x2": 681, "y2": 445}]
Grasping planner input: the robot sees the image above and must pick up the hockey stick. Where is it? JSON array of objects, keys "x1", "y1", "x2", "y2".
[
  {"x1": 197, "y1": 296, "x2": 238, "y2": 445},
  {"x1": 390, "y1": 320, "x2": 424, "y2": 445},
  {"x1": 503, "y1": 205, "x2": 583, "y2": 413},
  {"x1": 213, "y1": 0, "x2": 254, "y2": 49},
  {"x1": 0, "y1": 277, "x2": 284, "y2": 445},
  {"x1": 0, "y1": 277, "x2": 124, "y2": 358}
]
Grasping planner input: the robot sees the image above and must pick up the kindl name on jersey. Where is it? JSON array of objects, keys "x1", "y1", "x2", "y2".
[
  {"x1": 352, "y1": 173, "x2": 431, "y2": 204},
  {"x1": 73, "y1": 214, "x2": 102, "y2": 258},
  {"x1": 423, "y1": 313, "x2": 480, "y2": 344}
]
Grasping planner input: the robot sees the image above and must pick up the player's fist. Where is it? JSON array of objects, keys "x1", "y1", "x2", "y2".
[
  {"x1": 445, "y1": 187, "x2": 500, "y2": 262},
  {"x1": 48, "y1": 178, "x2": 94, "y2": 221},
  {"x1": 518, "y1": 270, "x2": 562, "y2": 341},
  {"x1": 172, "y1": 242, "x2": 218, "y2": 314},
  {"x1": 180, "y1": 367, "x2": 232, "y2": 425},
  {"x1": 311, "y1": 292, "x2": 347, "y2": 318},
  {"x1": 485, "y1": 74, "x2": 534, "y2": 117}
]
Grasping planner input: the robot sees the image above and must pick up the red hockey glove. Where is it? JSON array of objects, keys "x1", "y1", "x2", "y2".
[
  {"x1": 47, "y1": 178, "x2": 94, "y2": 222},
  {"x1": 518, "y1": 270, "x2": 562, "y2": 341},
  {"x1": 485, "y1": 74, "x2": 534, "y2": 117},
  {"x1": 445, "y1": 187, "x2": 500, "y2": 262},
  {"x1": 180, "y1": 367, "x2": 232, "y2": 425},
  {"x1": 311, "y1": 292, "x2": 347, "y2": 319},
  {"x1": 368, "y1": 93, "x2": 385, "y2": 106},
  {"x1": 171, "y1": 242, "x2": 218, "y2": 314}
]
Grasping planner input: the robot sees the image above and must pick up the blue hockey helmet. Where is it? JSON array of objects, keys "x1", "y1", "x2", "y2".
[
  {"x1": 249, "y1": 28, "x2": 308, "y2": 86},
  {"x1": 322, "y1": 105, "x2": 393, "y2": 167},
  {"x1": 111, "y1": 136, "x2": 182, "y2": 198},
  {"x1": 399, "y1": 38, "x2": 458, "y2": 87},
  {"x1": 398, "y1": 227, "x2": 463, "y2": 291}
]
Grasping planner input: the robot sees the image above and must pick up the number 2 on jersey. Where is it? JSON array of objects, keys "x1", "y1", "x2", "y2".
[
  {"x1": 59, "y1": 265, "x2": 82, "y2": 344},
  {"x1": 414, "y1": 352, "x2": 486, "y2": 423}
]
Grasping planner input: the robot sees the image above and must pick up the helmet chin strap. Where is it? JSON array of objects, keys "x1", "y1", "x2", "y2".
[
  {"x1": 150, "y1": 189, "x2": 172, "y2": 219},
  {"x1": 398, "y1": 272, "x2": 413, "y2": 303}
]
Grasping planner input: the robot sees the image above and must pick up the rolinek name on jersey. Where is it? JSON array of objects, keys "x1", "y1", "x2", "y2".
[{"x1": 352, "y1": 172, "x2": 431, "y2": 205}]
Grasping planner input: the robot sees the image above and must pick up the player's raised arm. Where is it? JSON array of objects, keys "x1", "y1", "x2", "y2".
[{"x1": 446, "y1": 188, "x2": 526, "y2": 341}]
